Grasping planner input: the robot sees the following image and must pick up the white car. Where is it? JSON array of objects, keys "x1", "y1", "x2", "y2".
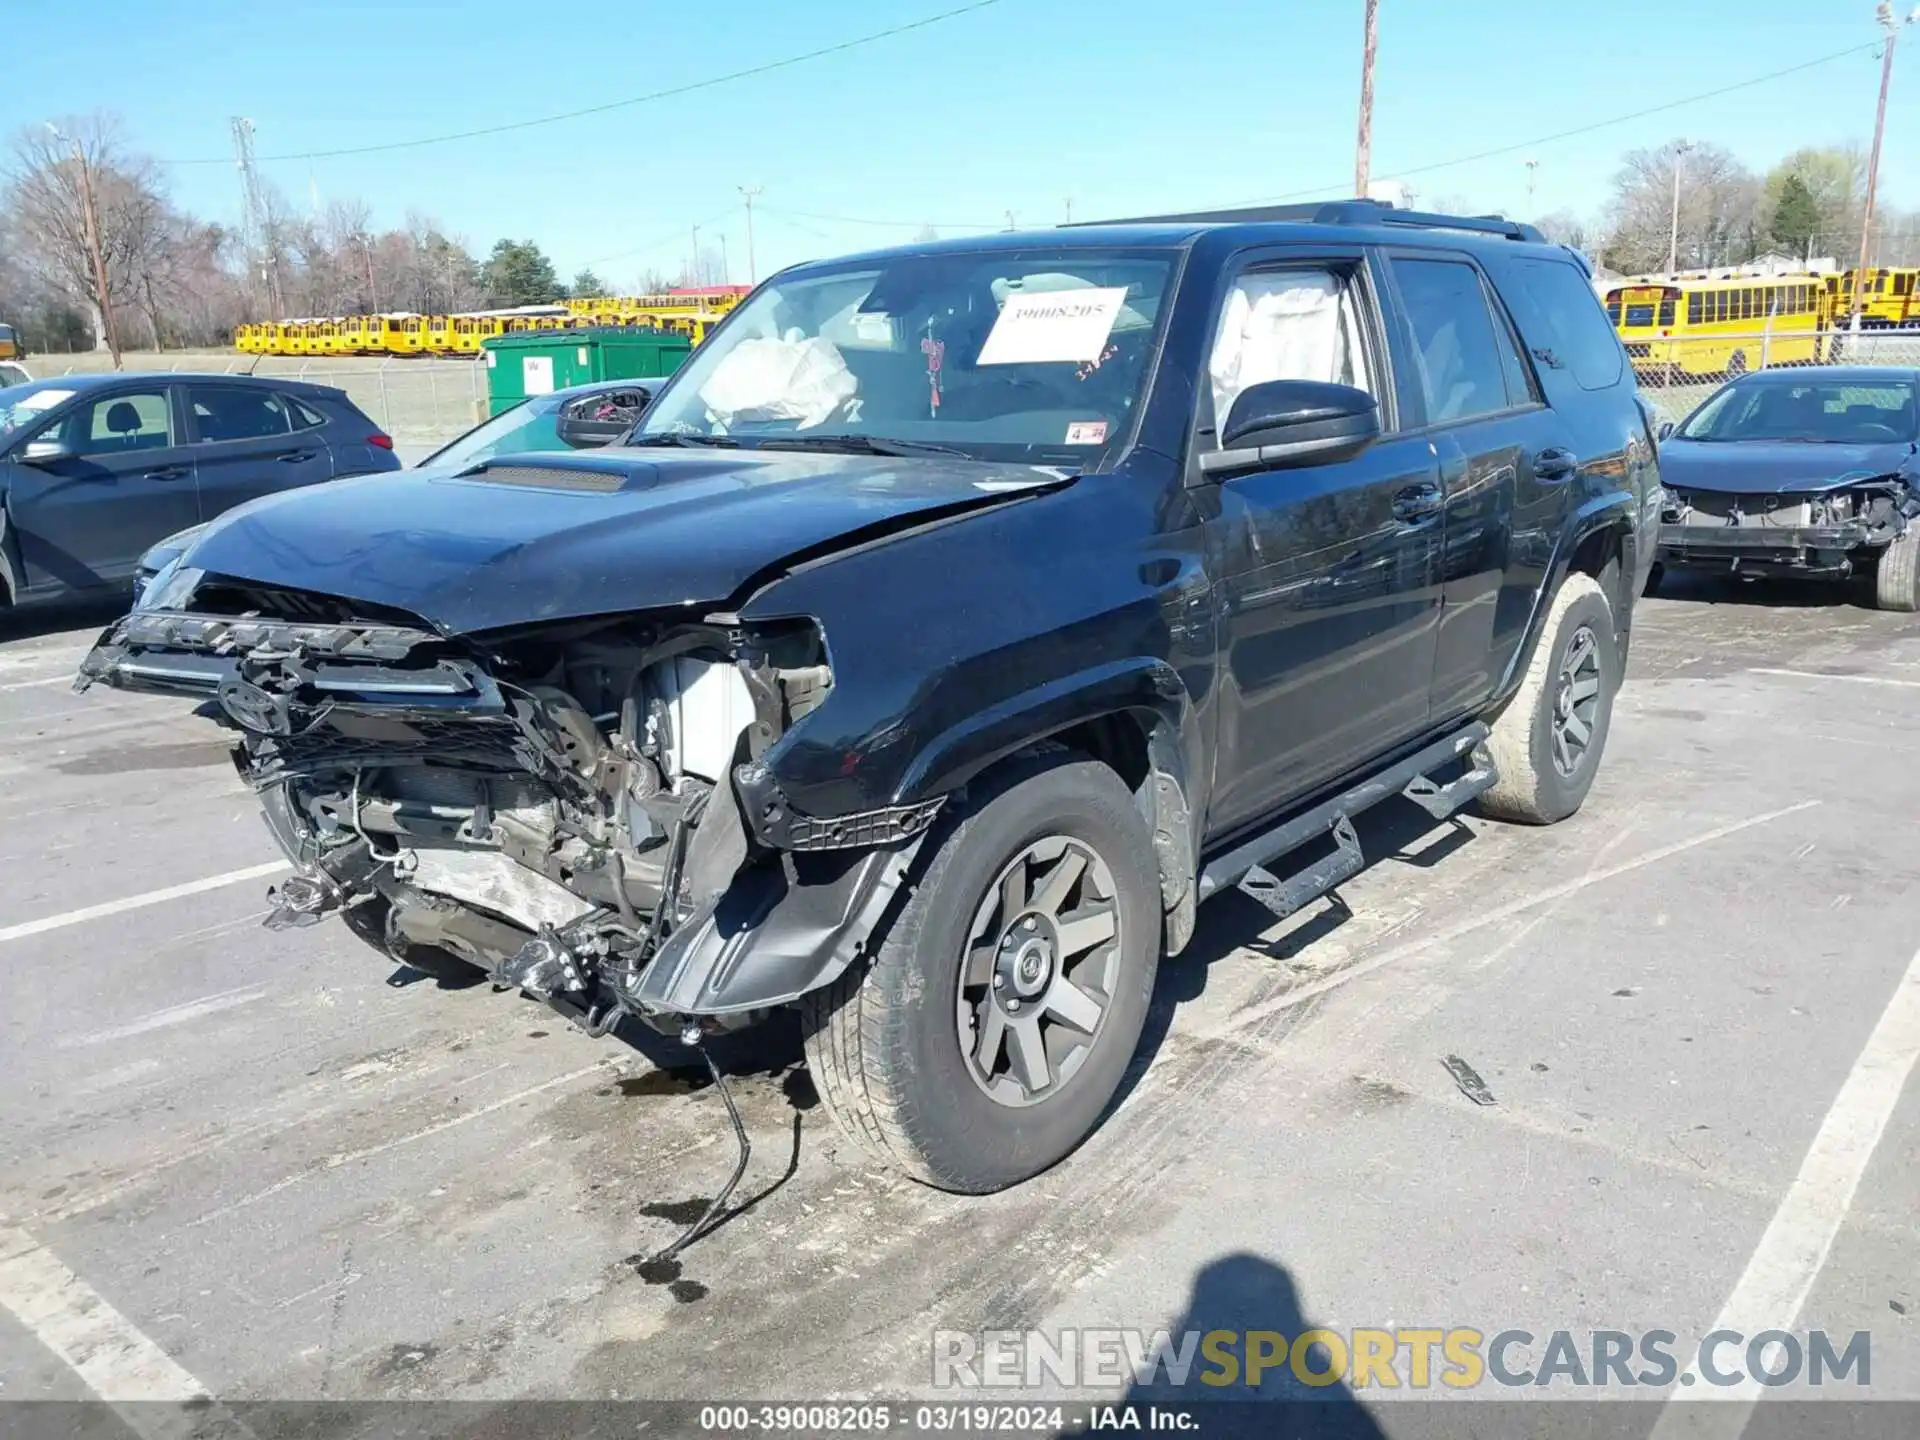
[{"x1": 0, "y1": 361, "x2": 32, "y2": 389}]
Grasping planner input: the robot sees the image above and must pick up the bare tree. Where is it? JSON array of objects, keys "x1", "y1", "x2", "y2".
[
  {"x1": 6, "y1": 114, "x2": 174, "y2": 363},
  {"x1": 1601, "y1": 140, "x2": 1762, "y2": 273}
]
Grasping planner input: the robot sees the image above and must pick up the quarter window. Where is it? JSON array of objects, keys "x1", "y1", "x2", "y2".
[{"x1": 1509, "y1": 258, "x2": 1625, "y2": 390}]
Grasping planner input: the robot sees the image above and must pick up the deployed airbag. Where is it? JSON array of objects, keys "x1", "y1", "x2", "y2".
[{"x1": 697, "y1": 335, "x2": 857, "y2": 430}]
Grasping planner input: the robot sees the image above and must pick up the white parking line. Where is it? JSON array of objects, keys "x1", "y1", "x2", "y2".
[
  {"x1": 0, "y1": 673, "x2": 78, "y2": 692},
  {"x1": 0, "y1": 861, "x2": 290, "y2": 946},
  {"x1": 1750, "y1": 667, "x2": 1920, "y2": 689},
  {"x1": 57, "y1": 985, "x2": 271, "y2": 1049},
  {"x1": 0, "y1": 1217, "x2": 209, "y2": 1400},
  {"x1": 1648, "y1": 940, "x2": 1920, "y2": 1439}
]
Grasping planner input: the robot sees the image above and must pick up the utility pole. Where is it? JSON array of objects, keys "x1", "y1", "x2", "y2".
[
  {"x1": 720, "y1": 233, "x2": 730, "y2": 286},
  {"x1": 738, "y1": 185, "x2": 762, "y2": 283},
  {"x1": 1523, "y1": 158, "x2": 1538, "y2": 217},
  {"x1": 1064, "y1": 196, "x2": 1073, "y2": 225},
  {"x1": 48, "y1": 123, "x2": 121, "y2": 369},
  {"x1": 1854, "y1": 2, "x2": 1915, "y2": 327},
  {"x1": 1666, "y1": 140, "x2": 1693, "y2": 275},
  {"x1": 690, "y1": 224, "x2": 701, "y2": 287},
  {"x1": 1355, "y1": 0, "x2": 1379, "y2": 197},
  {"x1": 1005, "y1": 210, "x2": 1017, "y2": 232}
]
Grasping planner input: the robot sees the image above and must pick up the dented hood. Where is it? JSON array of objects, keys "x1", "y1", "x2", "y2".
[
  {"x1": 1659, "y1": 438, "x2": 1916, "y2": 495},
  {"x1": 172, "y1": 448, "x2": 1069, "y2": 634}
]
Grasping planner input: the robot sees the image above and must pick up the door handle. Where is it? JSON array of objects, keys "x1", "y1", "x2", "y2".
[
  {"x1": 143, "y1": 466, "x2": 189, "y2": 481},
  {"x1": 275, "y1": 450, "x2": 317, "y2": 463},
  {"x1": 1535, "y1": 447, "x2": 1578, "y2": 482},
  {"x1": 1391, "y1": 483, "x2": 1443, "y2": 522}
]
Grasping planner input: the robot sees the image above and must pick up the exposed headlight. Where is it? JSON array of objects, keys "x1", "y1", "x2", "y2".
[{"x1": 135, "y1": 561, "x2": 204, "y2": 613}]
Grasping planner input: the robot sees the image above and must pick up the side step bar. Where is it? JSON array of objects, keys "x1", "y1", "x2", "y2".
[{"x1": 1197, "y1": 723, "x2": 1494, "y2": 919}]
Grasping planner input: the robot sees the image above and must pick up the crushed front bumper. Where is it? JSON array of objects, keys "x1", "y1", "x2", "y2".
[{"x1": 1657, "y1": 521, "x2": 1886, "y2": 578}]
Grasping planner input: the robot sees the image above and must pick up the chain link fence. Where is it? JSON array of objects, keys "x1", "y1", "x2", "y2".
[
  {"x1": 1633, "y1": 327, "x2": 1920, "y2": 425},
  {"x1": 37, "y1": 352, "x2": 489, "y2": 447}
]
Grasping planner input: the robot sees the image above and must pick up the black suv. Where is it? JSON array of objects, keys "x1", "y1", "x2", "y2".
[
  {"x1": 78, "y1": 203, "x2": 1658, "y2": 1193},
  {"x1": 1, "y1": 373, "x2": 395, "y2": 610}
]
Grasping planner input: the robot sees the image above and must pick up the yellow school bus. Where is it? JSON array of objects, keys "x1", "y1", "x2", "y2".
[
  {"x1": 1824, "y1": 268, "x2": 1920, "y2": 328},
  {"x1": 1605, "y1": 275, "x2": 1827, "y2": 380}
]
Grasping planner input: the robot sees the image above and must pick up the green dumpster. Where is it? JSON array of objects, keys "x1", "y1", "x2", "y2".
[{"x1": 482, "y1": 327, "x2": 692, "y2": 415}]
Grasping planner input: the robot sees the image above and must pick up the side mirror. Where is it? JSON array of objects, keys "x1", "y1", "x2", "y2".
[
  {"x1": 19, "y1": 436, "x2": 77, "y2": 467},
  {"x1": 1201, "y1": 380, "x2": 1381, "y2": 478},
  {"x1": 556, "y1": 388, "x2": 651, "y2": 448},
  {"x1": 1656, "y1": 420, "x2": 1675, "y2": 442}
]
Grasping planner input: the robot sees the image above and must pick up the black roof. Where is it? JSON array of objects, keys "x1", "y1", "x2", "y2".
[{"x1": 795, "y1": 200, "x2": 1573, "y2": 274}]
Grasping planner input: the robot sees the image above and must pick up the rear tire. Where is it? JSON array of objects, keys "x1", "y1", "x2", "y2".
[
  {"x1": 1477, "y1": 572, "x2": 1619, "y2": 825},
  {"x1": 801, "y1": 753, "x2": 1160, "y2": 1193}
]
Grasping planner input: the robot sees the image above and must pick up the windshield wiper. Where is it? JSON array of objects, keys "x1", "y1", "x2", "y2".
[
  {"x1": 629, "y1": 432, "x2": 742, "y2": 449},
  {"x1": 751, "y1": 434, "x2": 974, "y2": 459}
]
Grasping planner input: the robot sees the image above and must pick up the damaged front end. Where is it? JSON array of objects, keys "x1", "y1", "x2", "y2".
[
  {"x1": 75, "y1": 573, "x2": 936, "y2": 1036},
  {"x1": 1659, "y1": 473, "x2": 1920, "y2": 577}
]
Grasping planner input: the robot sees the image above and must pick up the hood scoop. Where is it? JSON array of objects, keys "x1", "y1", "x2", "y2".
[{"x1": 457, "y1": 458, "x2": 653, "y2": 493}]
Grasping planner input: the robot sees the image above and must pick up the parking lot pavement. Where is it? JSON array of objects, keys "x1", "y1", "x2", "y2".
[{"x1": 0, "y1": 578, "x2": 1916, "y2": 1423}]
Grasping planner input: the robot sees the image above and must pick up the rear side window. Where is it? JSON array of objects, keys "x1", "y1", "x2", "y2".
[
  {"x1": 189, "y1": 385, "x2": 293, "y2": 441},
  {"x1": 288, "y1": 395, "x2": 327, "y2": 429},
  {"x1": 1504, "y1": 258, "x2": 1625, "y2": 391},
  {"x1": 1391, "y1": 257, "x2": 1520, "y2": 425}
]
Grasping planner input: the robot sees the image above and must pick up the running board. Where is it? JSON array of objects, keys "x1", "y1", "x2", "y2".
[
  {"x1": 1199, "y1": 723, "x2": 1492, "y2": 918},
  {"x1": 1401, "y1": 749, "x2": 1499, "y2": 820},
  {"x1": 1240, "y1": 815, "x2": 1363, "y2": 921}
]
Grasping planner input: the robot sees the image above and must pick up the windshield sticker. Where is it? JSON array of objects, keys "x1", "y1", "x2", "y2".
[
  {"x1": 1065, "y1": 421, "x2": 1109, "y2": 445},
  {"x1": 977, "y1": 286, "x2": 1129, "y2": 366}
]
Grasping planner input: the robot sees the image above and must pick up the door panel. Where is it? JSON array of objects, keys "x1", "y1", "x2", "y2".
[
  {"x1": 1426, "y1": 414, "x2": 1570, "y2": 717},
  {"x1": 6, "y1": 387, "x2": 199, "y2": 593},
  {"x1": 185, "y1": 384, "x2": 334, "y2": 522},
  {"x1": 1206, "y1": 433, "x2": 1444, "y2": 834}
]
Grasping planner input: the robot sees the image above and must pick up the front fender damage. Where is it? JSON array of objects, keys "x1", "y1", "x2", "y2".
[{"x1": 624, "y1": 836, "x2": 927, "y2": 1017}]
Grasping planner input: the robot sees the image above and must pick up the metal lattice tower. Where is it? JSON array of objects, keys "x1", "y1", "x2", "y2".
[{"x1": 230, "y1": 117, "x2": 277, "y2": 316}]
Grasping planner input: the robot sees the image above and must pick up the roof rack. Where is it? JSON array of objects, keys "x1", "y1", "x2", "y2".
[{"x1": 1072, "y1": 199, "x2": 1546, "y2": 245}]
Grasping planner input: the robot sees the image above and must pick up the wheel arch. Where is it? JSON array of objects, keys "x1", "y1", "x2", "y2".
[
  {"x1": 894, "y1": 658, "x2": 1202, "y2": 956},
  {"x1": 1493, "y1": 496, "x2": 1638, "y2": 711}
]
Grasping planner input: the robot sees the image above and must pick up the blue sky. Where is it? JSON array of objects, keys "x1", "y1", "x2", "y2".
[{"x1": 7, "y1": 0, "x2": 1916, "y2": 287}]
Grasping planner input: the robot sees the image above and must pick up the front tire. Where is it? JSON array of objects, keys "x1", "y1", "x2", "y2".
[
  {"x1": 1874, "y1": 530, "x2": 1920, "y2": 613},
  {"x1": 1478, "y1": 572, "x2": 1619, "y2": 825},
  {"x1": 801, "y1": 753, "x2": 1160, "y2": 1193}
]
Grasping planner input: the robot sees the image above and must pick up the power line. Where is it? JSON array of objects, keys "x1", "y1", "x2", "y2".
[
  {"x1": 159, "y1": 0, "x2": 1008, "y2": 166},
  {"x1": 578, "y1": 205, "x2": 742, "y2": 267},
  {"x1": 1225, "y1": 40, "x2": 1884, "y2": 210}
]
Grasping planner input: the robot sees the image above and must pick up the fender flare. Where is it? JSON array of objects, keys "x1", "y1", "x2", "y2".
[
  {"x1": 893, "y1": 655, "x2": 1192, "y2": 805},
  {"x1": 639, "y1": 659, "x2": 1202, "y2": 1017},
  {"x1": 1493, "y1": 489, "x2": 1640, "y2": 705}
]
